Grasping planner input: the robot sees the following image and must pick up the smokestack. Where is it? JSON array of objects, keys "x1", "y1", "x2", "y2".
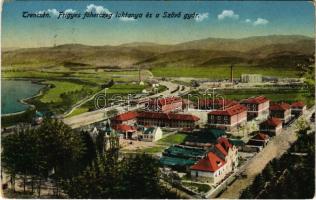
[
  {"x1": 138, "y1": 66, "x2": 141, "y2": 82},
  {"x1": 230, "y1": 64, "x2": 234, "y2": 83}
]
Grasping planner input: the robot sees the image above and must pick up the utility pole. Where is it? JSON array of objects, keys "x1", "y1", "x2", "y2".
[{"x1": 138, "y1": 66, "x2": 141, "y2": 83}]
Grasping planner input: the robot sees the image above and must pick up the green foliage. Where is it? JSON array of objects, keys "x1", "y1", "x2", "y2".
[
  {"x1": 250, "y1": 174, "x2": 265, "y2": 195},
  {"x1": 40, "y1": 81, "x2": 85, "y2": 103},
  {"x1": 1, "y1": 119, "x2": 85, "y2": 196},
  {"x1": 262, "y1": 163, "x2": 274, "y2": 181},
  {"x1": 2, "y1": 127, "x2": 38, "y2": 178},
  {"x1": 295, "y1": 117, "x2": 311, "y2": 135},
  {"x1": 240, "y1": 187, "x2": 254, "y2": 199},
  {"x1": 158, "y1": 133, "x2": 188, "y2": 145},
  {"x1": 35, "y1": 119, "x2": 84, "y2": 179},
  {"x1": 62, "y1": 153, "x2": 176, "y2": 198},
  {"x1": 1, "y1": 108, "x2": 35, "y2": 127}
]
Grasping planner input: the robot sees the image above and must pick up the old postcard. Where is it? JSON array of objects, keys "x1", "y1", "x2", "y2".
[{"x1": 1, "y1": 0, "x2": 315, "y2": 199}]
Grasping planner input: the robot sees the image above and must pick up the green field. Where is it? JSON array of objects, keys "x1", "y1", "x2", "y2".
[
  {"x1": 40, "y1": 81, "x2": 85, "y2": 103},
  {"x1": 158, "y1": 133, "x2": 188, "y2": 145},
  {"x1": 151, "y1": 65, "x2": 298, "y2": 79},
  {"x1": 141, "y1": 146, "x2": 167, "y2": 154},
  {"x1": 2, "y1": 69, "x2": 152, "y2": 85},
  {"x1": 107, "y1": 84, "x2": 146, "y2": 94},
  {"x1": 186, "y1": 88, "x2": 314, "y2": 107}
]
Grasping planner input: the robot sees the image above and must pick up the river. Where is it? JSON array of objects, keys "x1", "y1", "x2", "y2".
[{"x1": 1, "y1": 80, "x2": 45, "y2": 115}]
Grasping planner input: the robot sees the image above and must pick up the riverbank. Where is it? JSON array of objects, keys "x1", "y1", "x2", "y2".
[{"x1": 1, "y1": 78, "x2": 50, "y2": 117}]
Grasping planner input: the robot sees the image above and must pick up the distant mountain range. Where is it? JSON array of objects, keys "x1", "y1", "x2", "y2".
[{"x1": 2, "y1": 35, "x2": 314, "y2": 69}]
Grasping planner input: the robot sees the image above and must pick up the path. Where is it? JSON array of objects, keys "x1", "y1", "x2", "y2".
[{"x1": 218, "y1": 106, "x2": 315, "y2": 199}]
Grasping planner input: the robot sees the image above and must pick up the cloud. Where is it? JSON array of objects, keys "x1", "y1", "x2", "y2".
[
  {"x1": 37, "y1": 9, "x2": 59, "y2": 16},
  {"x1": 218, "y1": 10, "x2": 239, "y2": 20},
  {"x1": 245, "y1": 19, "x2": 251, "y2": 23},
  {"x1": 253, "y1": 18, "x2": 269, "y2": 26},
  {"x1": 47, "y1": 9, "x2": 59, "y2": 16},
  {"x1": 64, "y1": 9, "x2": 77, "y2": 14},
  {"x1": 86, "y1": 4, "x2": 111, "y2": 14},
  {"x1": 119, "y1": 17, "x2": 136, "y2": 22},
  {"x1": 195, "y1": 12, "x2": 209, "y2": 22}
]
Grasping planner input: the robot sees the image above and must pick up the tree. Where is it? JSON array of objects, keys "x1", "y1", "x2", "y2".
[
  {"x1": 79, "y1": 131, "x2": 97, "y2": 169},
  {"x1": 250, "y1": 174, "x2": 265, "y2": 196},
  {"x1": 1, "y1": 128, "x2": 39, "y2": 193},
  {"x1": 262, "y1": 163, "x2": 274, "y2": 181},
  {"x1": 35, "y1": 119, "x2": 85, "y2": 196},
  {"x1": 295, "y1": 117, "x2": 310, "y2": 135},
  {"x1": 96, "y1": 131, "x2": 106, "y2": 156},
  {"x1": 240, "y1": 187, "x2": 253, "y2": 199},
  {"x1": 61, "y1": 153, "x2": 176, "y2": 199},
  {"x1": 121, "y1": 154, "x2": 163, "y2": 198}
]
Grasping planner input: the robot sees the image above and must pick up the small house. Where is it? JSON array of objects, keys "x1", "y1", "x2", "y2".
[
  {"x1": 291, "y1": 101, "x2": 306, "y2": 117},
  {"x1": 259, "y1": 117, "x2": 282, "y2": 136},
  {"x1": 269, "y1": 103, "x2": 291, "y2": 123}
]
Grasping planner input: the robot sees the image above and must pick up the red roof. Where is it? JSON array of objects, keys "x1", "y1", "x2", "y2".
[
  {"x1": 190, "y1": 151, "x2": 226, "y2": 172},
  {"x1": 208, "y1": 104, "x2": 247, "y2": 116},
  {"x1": 217, "y1": 137, "x2": 233, "y2": 151},
  {"x1": 291, "y1": 101, "x2": 305, "y2": 108},
  {"x1": 241, "y1": 96, "x2": 269, "y2": 104},
  {"x1": 149, "y1": 97, "x2": 182, "y2": 106},
  {"x1": 252, "y1": 133, "x2": 269, "y2": 141},
  {"x1": 215, "y1": 143, "x2": 228, "y2": 156},
  {"x1": 112, "y1": 124, "x2": 137, "y2": 133},
  {"x1": 138, "y1": 112, "x2": 200, "y2": 121},
  {"x1": 112, "y1": 111, "x2": 138, "y2": 121},
  {"x1": 198, "y1": 99, "x2": 238, "y2": 108},
  {"x1": 261, "y1": 117, "x2": 282, "y2": 127},
  {"x1": 270, "y1": 103, "x2": 291, "y2": 111}
]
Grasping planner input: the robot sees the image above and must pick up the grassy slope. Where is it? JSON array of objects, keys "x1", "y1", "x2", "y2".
[{"x1": 40, "y1": 81, "x2": 84, "y2": 103}]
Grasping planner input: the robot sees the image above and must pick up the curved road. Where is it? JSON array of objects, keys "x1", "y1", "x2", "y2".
[{"x1": 63, "y1": 81, "x2": 190, "y2": 129}]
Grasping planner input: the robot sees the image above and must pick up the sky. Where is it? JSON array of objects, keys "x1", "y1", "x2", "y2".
[{"x1": 2, "y1": 1, "x2": 315, "y2": 48}]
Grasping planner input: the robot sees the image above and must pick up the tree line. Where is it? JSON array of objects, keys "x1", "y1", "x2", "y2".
[{"x1": 1, "y1": 119, "x2": 178, "y2": 198}]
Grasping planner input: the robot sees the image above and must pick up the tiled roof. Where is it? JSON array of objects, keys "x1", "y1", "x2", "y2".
[
  {"x1": 112, "y1": 124, "x2": 137, "y2": 133},
  {"x1": 208, "y1": 104, "x2": 247, "y2": 116},
  {"x1": 190, "y1": 136, "x2": 234, "y2": 172},
  {"x1": 138, "y1": 111, "x2": 200, "y2": 121},
  {"x1": 261, "y1": 117, "x2": 282, "y2": 127},
  {"x1": 270, "y1": 103, "x2": 291, "y2": 111},
  {"x1": 241, "y1": 96, "x2": 269, "y2": 104},
  {"x1": 291, "y1": 101, "x2": 305, "y2": 108},
  {"x1": 252, "y1": 133, "x2": 269, "y2": 141},
  {"x1": 112, "y1": 111, "x2": 138, "y2": 121},
  {"x1": 215, "y1": 143, "x2": 228, "y2": 156},
  {"x1": 217, "y1": 137, "x2": 233, "y2": 151},
  {"x1": 190, "y1": 151, "x2": 226, "y2": 172},
  {"x1": 149, "y1": 97, "x2": 182, "y2": 106}
]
